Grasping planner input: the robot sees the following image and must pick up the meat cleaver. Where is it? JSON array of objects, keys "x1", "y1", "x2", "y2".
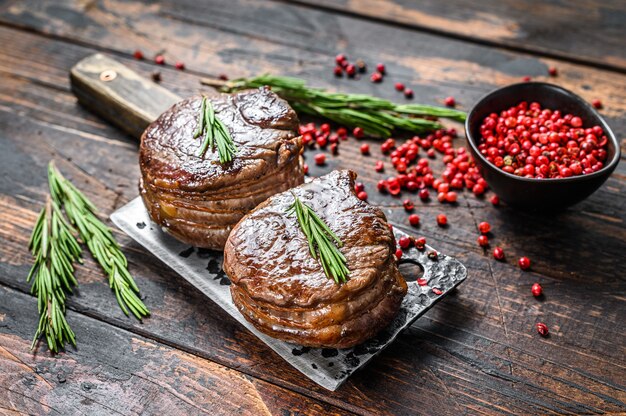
[{"x1": 70, "y1": 53, "x2": 468, "y2": 390}]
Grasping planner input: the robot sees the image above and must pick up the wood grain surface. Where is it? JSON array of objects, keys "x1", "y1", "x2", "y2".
[
  {"x1": 287, "y1": 0, "x2": 626, "y2": 72},
  {"x1": 0, "y1": 0, "x2": 624, "y2": 415}
]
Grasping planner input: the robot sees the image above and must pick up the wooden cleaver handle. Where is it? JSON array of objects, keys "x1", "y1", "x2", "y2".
[{"x1": 70, "y1": 53, "x2": 181, "y2": 139}]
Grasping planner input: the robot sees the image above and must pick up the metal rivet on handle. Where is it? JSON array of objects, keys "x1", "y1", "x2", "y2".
[{"x1": 99, "y1": 70, "x2": 117, "y2": 82}]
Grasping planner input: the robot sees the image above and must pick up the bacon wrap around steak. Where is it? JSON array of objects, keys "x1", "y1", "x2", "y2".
[
  {"x1": 224, "y1": 170, "x2": 408, "y2": 349},
  {"x1": 139, "y1": 87, "x2": 304, "y2": 249}
]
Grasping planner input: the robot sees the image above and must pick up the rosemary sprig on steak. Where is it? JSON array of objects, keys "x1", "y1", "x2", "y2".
[
  {"x1": 194, "y1": 97, "x2": 238, "y2": 163},
  {"x1": 287, "y1": 195, "x2": 349, "y2": 284},
  {"x1": 205, "y1": 74, "x2": 466, "y2": 137},
  {"x1": 27, "y1": 196, "x2": 81, "y2": 352}
]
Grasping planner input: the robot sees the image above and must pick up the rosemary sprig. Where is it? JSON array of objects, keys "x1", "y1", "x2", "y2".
[
  {"x1": 207, "y1": 74, "x2": 466, "y2": 137},
  {"x1": 27, "y1": 196, "x2": 81, "y2": 352},
  {"x1": 194, "y1": 97, "x2": 238, "y2": 163},
  {"x1": 287, "y1": 195, "x2": 349, "y2": 284},
  {"x1": 47, "y1": 162, "x2": 150, "y2": 320}
]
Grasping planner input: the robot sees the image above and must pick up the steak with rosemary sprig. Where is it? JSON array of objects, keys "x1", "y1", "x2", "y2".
[
  {"x1": 224, "y1": 170, "x2": 407, "y2": 349},
  {"x1": 139, "y1": 87, "x2": 304, "y2": 249}
]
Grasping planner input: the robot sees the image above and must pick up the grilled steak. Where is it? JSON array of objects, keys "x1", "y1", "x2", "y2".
[
  {"x1": 224, "y1": 170, "x2": 407, "y2": 348},
  {"x1": 139, "y1": 87, "x2": 304, "y2": 249}
]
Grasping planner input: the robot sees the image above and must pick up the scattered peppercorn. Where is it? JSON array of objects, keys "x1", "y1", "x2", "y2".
[
  {"x1": 418, "y1": 188, "x2": 430, "y2": 201},
  {"x1": 346, "y1": 64, "x2": 357, "y2": 77},
  {"x1": 536, "y1": 322, "x2": 549, "y2": 336},
  {"x1": 354, "y1": 182, "x2": 365, "y2": 193},
  {"x1": 404, "y1": 88, "x2": 414, "y2": 99},
  {"x1": 592, "y1": 99, "x2": 603, "y2": 109},
  {"x1": 403, "y1": 199, "x2": 414, "y2": 211},
  {"x1": 370, "y1": 72, "x2": 383, "y2": 83},
  {"x1": 154, "y1": 55, "x2": 165, "y2": 65},
  {"x1": 395, "y1": 82, "x2": 405, "y2": 92},
  {"x1": 478, "y1": 221, "x2": 491, "y2": 234},
  {"x1": 303, "y1": 163, "x2": 309, "y2": 175},
  {"x1": 353, "y1": 127, "x2": 364, "y2": 138},
  {"x1": 531, "y1": 283, "x2": 543, "y2": 297},
  {"x1": 409, "y1": 214, "x2": 420, "y2": 226},
  {"x1": 360, "y1": 143, "x2": 370, "y2": 155},
  {"x1": 357, "y1": 191, "x2": 368, "y2": 201},
  {"x1": 490, "y1": 195, "x2": 500, "y2": 206},
  {"x1": 417, "y1": 278, "x2": 427, "y2": 286},
  {"x1": 493, "y1": 246, "x2": 505, "y2": 260},
  {"x1": 133, "y1": 50, "x2": 144, "y2": 60},
  {"x1": 395, "y1": 248, "x2": 403, "y2": 259},
  {"x1": 472, "y1": 183, "x2": 485, "y2": 195},
  {"x1": 356, "y1": 59, "x2": 367, "y2": 73},
  {"x1": 387, "y1": 178, "x2": 401, "y2": 196},
  {"x1": 519, "y1": 256, "x2": 531, "y2": 270},
  {"x1": 477, "y1": 235, "x2": 489, "y2": 247},
  {"x1": 314, "y1": 153, "x2": 326, "y2": 165},
  {"x1": 175, "y1": 61, "x2": 185, "y2": 70},
  {"x1": 436, "y1": 214, "x2": 447, "y2": 226},
  {"x1": 444, "y1": 96, "x2": 455, "y2": 107},
  {"x1": 428, "y1": 251, "x2": 438, "y2": 261},
  {"x1": 548, "y1": 67, "x2": 558, "y2": 76},
  {"x1": 335, "y1": 54, "x2": 346, "y2": 65},
  {"x1": 522, "y1": 76, "x2": 531, "y2": 82},
  {"x1": 218, "y1": 74, "x2": 229, "y2": 81},
  {"x1": 432, "y1": 287, "x2": 443, "y2": 295},
  {"x1": 334, "y1": 66, "x2": 343, "y2": 77},
  {"x1": 376, "y1": 63, "x2": 386, "y2": 74},
  {"x1": 151, "y1": 71, "x2": 162, "y2": 82},
  {"x1": 415, "y1": 237, "x2": 426, "y2": 250},
  {"x1": 398, "y1": 236, "x2": 412, "y2": 249},
  {"x1": 375, "y1": 161, "x2": 384, "y2": 172}
]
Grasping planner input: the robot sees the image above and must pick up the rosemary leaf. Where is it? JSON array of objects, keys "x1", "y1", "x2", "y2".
[
  {"x1": 193, "y1": 97, "x2": 206, "y2": 138},
  {"x1": 204, "y1": 97, "x2": 214, "y2": 150},
  {"x1": 287, "y1": 195, "x2": 349, "y2": 283},
  {"x1": 196, "y1": 98, "x2": 237, "y2": 162}
]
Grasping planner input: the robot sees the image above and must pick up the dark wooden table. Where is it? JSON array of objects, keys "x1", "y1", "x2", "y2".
[{"x1": 0, "y1": 1, "x2": 624, "y2": 414}]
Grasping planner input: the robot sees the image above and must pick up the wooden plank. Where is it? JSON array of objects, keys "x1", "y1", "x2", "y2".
[
  {"x1": 285, "y1": 0, "x2": 626, "y2": 72},
  {"x1": 0, "y1": 285, "x2": 353, "y2": 416},
  {"x1": 0, "y1": 69, "x2": 624, "y2": 414},
  {"x1": 0, "y1": 0, "x2": 623, "y2": 139},
  {"x1": 0, "y1": 2, "x2": 623, "y2": 414}
]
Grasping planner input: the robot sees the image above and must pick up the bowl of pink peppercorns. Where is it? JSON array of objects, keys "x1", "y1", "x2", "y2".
[{"x1": 465, "y1": 82, "x2": 620, "y2": 210}]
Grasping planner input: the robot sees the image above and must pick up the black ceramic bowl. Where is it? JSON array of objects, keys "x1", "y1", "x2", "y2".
[{"x1": 465, "y1": 82, "x2": 620, "y2": 210}]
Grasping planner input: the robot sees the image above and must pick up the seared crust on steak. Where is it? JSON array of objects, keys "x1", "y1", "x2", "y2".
[
  {"x1": 139, "y1": 87, "x2": 304, "y2": 249},
  {"x1": 224, "y1": 170, "x2": 407, "y2": 348}
]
